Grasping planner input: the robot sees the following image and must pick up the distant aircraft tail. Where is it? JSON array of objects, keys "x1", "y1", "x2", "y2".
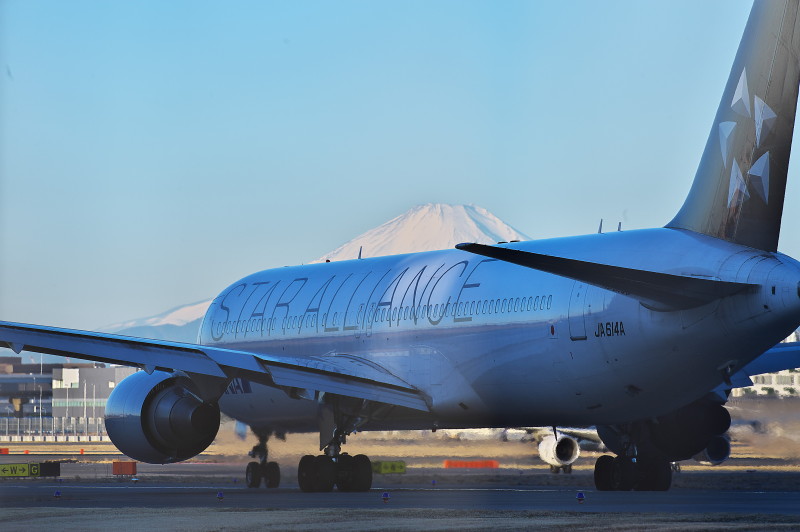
[{"x1": 667, "y1": 0, "x2": 800, "y2": 252}]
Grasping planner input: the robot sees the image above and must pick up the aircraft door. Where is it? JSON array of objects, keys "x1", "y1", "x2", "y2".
[{"x1": 568, "y1": 282, "x2": 588, "y2": 341}]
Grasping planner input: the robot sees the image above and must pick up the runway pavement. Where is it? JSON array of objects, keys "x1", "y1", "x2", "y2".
[
  {"x1": 4, "y1": 480, "x2": 800, "y2": 530},
  {"x1": 4, "y1": 448, "x2": 800, "y2": 530},
  {"x1": 2, "y1": 480, "x2": 800, "y2": 514}
]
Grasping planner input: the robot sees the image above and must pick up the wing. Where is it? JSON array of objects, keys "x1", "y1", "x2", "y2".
[
  {"x1": 705, "y1": 341, "x2": 800, "y2": 399},
  {"x1": 0, "y1": 321, "x2": 429, "y2": 411},
  {"x1": 728, "y1": 341, "x2": 800, "y2": 388}
]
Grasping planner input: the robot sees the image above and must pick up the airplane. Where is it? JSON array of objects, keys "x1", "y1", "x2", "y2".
[{"x1": 2, "y1": 0, "x2": 800, "y2": 492}]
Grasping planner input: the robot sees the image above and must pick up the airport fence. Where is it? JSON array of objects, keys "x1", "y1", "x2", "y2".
[{"x1": 0, "y1": 416, "x2": 107, "y2": 438}]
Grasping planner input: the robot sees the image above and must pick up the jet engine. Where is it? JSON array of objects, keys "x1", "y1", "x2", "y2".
[
  {"x1": 648, "y1": 399, "x2": 731, "y2": 461},
  {"x1": 538, "y1": 433, "x2": 580, "y2": 468},
  {"x1": 596, "y1": 398, "x2": 731, "y2": 464},
  {"x1": 692, "y1": 434, "x2": 731, "y2": 466},
  {"x1": 105, "y1": 370, "x2": 221, "y2": 464}
]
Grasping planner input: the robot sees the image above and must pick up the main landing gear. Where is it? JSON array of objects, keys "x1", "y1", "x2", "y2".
[
  {"x1": 593, "y1": 454, "x2": 672, "y2": 491},
  {"x1": 297, "y1": 452, "x2": 373, "y2": 492},
  {"x1": 298, "y1": 399, "x2": 375, "y2": 492},
  {"x1": 245, "y1": 433, "x2": 281, "y2": 488}
]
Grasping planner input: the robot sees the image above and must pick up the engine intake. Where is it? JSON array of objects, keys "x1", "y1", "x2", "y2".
[
  {"x1": 538, "y1": 434, "x2": 580, "y2": 467},
  {"x1": 105, "y1": 371, "x2": 220, "y2": 464}
]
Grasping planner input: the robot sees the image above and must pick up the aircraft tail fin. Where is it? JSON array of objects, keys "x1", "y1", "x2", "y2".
[{"x1": 667, "y1": 0, "x2": 800, "y2": 252}]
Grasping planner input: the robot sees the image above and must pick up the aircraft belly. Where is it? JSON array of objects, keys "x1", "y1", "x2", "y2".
[{"x1": 218, "y1": 381, "x2": 319, "y2": 433}]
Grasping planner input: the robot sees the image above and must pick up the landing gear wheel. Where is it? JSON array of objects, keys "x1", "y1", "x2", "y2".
[
  {"x1": 614, "y1": 456, "x2": 636, "y2": 491},
  {"x1": 594, "y1": 455, "x2": 615, "y2": 491},
  {"x1": 352, "y1": 454, "x2": 372, "y2": 492},
  {"x1": 563, "y1": 464, "x2": 573, "y2": 474},
  {"x1": 635, "y1": 458, "x2": 672, "y2": 491},
  {"x1": 298, "y1": 455, "x2": 316, "y2": 493},
  {"x1": 262, "y1": 461, "x2": 281, "y2": 488},
  {"x1": 549, "y1": 465, "x2": 561, "y2": 474},
  {"x1": 245, "y1": 461, "x2": 262, "y2": 488},
  {"x1": 335, "y1": 454, "x2": 355, "y2": 492},
  {"x1": 313, "y1": 455, "x2": 336, "y2": 492}
]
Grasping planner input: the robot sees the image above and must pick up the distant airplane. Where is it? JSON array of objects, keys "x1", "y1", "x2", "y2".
[{"x1": 3, "y1": 0, "x2": 800, "y2": 491}]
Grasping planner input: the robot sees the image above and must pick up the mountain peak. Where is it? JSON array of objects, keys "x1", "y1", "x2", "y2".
[
  {"x1": 315, "y1": 203, "x2": 530, "y2": 262},
  {"x1": 103, "y1": 204, "x2": 529, "y2": 340}
]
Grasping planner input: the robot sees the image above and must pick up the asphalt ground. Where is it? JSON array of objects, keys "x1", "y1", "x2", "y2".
[
  {"x1": 3, "y1": 397, "x2": 800, "y2": 529},
  {"x1": 3, "y1": 480, "x2": 800, "y2": 513},
  {"x1": 2, "y1": 480, "x2": 800, "y2": 531},
  {"x1": 3, "y1": 462, "x2": 800, "y2": 531}
]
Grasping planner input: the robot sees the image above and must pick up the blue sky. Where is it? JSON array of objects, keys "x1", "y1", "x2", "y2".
[{"x1": 1, "y1": 0, "x2": 784, "y2": 330}]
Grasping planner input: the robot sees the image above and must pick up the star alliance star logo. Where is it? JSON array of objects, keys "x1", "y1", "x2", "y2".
[{"x1": 721, "y1": 68, "x2": 775, "y2": 208}]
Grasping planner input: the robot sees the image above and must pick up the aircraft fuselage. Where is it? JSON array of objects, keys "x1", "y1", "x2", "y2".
[{"x1": 203, "y1": 227, "x2": 800, "y2": 434}]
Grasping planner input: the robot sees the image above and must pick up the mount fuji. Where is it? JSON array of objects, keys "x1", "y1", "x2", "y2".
[
  {"x1": 316, "y1": 203, "x2": 529, "y2": 262},
  {"x1": 102, "y1": 204, "x2": 530, "y2": 342}
]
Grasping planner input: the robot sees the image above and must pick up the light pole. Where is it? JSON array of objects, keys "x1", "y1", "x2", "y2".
[
  {"x1": 38, "y1": 385, "x2": 42, "y2": 439},
  {"x1": 83, "y1": 380, "x2": 87, "y2": 437},
  {"x1": 92, "y1": 384, "x2": 96, "y2": 436}
]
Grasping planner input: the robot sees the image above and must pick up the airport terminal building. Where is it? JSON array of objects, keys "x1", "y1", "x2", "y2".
[{"x1": 0, "y1": 356, "x2": 135, "y2": 441}]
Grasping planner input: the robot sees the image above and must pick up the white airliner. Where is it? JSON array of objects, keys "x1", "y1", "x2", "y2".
[{"x1": 3, "y1": 0, "x2": 800, "y2": 492}]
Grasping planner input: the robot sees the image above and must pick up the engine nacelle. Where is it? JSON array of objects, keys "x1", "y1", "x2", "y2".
[
  {"x1": 105, "y1": 371, "x2": 220, "y2": 464},
  {"x1": 538, "y1": 434, "x2": 580, "y2": 467},
  {"x1": 596, "y1": 399, "x2": 732, "y2": 463},
  {"x1": 648, "y1": 400, "x2": 731, "y2": 461},
  {"x1": 693, "y1": 434, "x2": 731, "y2": 466}
]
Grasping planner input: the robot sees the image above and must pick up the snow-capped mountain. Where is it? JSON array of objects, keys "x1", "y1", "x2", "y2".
[
  {"x1": 101, "y1": 300, "x2": 212, "y2": 343},
  {"x1": 104, "y1": 204, "x2": 529, "y2": 341},
  {"x1": 316, "y1": 203, "x2": 529, "y2": 262}
]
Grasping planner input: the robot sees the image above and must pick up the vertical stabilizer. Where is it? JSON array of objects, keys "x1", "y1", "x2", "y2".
[{"x1": 667, "y1": 0, "x2": 800, "y2": 252}]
